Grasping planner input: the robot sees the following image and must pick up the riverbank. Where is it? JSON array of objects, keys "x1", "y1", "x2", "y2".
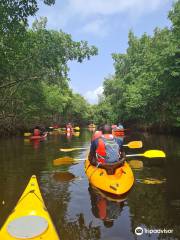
[
  {"x1": 131, "y1": 124, "x2": 180, "y2": 136},
  {"x1": 0, "y1": 123, "x2": 180, "y2": 137}
]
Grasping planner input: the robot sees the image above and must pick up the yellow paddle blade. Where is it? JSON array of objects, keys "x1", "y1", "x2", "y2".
[
  {"x1": 24, "y1": 132, "x2": 32, "y2": 137},
  {"x1": 74, "y1": 127, "x2": 80, "y2": 130},
  {"x1": 53, "y1": 157, "x2": 84, "y2": 166},
  {"x1": 124, "y1": 141, "x2": 143, "y2": 149},
  {"x1": 59, "y1": 147, "x2": 88, "y2": 152},
  {"x1": 143, "y1": 150, "x2": 166, "y2": 158},
  {"x1": 126, "y1": 149, "x2": 166, "y2": 158}
]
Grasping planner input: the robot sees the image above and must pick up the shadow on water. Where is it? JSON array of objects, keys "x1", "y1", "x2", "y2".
[{"x1": 0, "y1": 129, "x2": 180, "y2": 239}]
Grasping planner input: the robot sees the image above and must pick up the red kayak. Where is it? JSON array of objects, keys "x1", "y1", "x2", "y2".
[{"x1": 30, "y1": 132, "x2": 48, "y2": 140}]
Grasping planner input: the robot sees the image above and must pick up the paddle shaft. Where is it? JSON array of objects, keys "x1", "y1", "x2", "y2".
[{"x1": 126, "y1": 154, "x2": 143, "y2": 157}]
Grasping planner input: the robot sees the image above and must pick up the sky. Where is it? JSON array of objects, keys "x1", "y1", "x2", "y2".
[{"x1": 31, "y1": 0, "x2": 174, "y2": 103}]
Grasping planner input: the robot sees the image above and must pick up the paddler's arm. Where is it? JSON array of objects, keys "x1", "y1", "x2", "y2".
[
  {"x1": 88, "y1": 139, "x2": 98, "y2": 165},
  {"x1": 115, "y1": 137, "x2": 125, "y2": 159}
]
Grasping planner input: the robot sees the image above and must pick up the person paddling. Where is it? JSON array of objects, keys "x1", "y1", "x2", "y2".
[
  {"x1": 33, "y1": 126, "x2": 40, "y2": 136},
  {"x1": 66, "y1": 123, "x2": 73, "y2": 132},
  {"x1": 88, "y1": 124, "x2": 124, "y2": 167}
]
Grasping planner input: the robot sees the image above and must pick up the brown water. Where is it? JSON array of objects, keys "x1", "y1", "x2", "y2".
[{"x1": 0, "y1": 129, "x2": 180, "y2": 240}]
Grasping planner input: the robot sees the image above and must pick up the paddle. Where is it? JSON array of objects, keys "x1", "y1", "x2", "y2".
[
  {"x1": 59, "y1": 140, "x2": 143, "y2": 152},
  {"x1": 53, "y1": 149, "x2": 165, "y2": 166},
  {"x1": 123, "y1": 141, "x2": 142, "y2": 148},
  {"x1": 126, "y1": 150, "x2": 166, "y2": 158}
]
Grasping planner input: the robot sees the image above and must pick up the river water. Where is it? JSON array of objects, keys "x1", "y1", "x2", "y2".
[{"x1": 0, "y1": 129, "x2": 180, "y2": 240}]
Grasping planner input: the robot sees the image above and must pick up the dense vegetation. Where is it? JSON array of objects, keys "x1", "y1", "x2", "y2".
[
  {"x1": 93, "y1": 1, "x2": 180, "y2": 131},
  {"x1": 0, "y1": 1, "x2": 179, "y2": 135},
  {"x1": 0, "y1": 1, "x2": 97, "y2": 135}
]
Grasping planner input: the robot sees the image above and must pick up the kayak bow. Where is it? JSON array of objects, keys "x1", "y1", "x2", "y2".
[{"x1": 0, "y1": 175, "x2": 60, "y2": 240}]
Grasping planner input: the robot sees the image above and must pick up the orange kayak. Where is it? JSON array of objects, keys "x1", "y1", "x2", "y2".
[{"x1": 85, "y1": 159, "x2": 134, "y2": 195}]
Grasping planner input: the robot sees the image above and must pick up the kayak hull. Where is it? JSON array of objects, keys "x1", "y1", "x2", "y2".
[
  {"x1": 0, "y1": 175, "x2": 60, "y2": 240},
  {"x1": 85, "y1": 159, "x2": 134, "y2": 195}
]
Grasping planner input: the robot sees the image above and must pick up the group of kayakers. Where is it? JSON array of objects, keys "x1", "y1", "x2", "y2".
[
  {"x1": 30, "y1": 123, "x2": 74, "y2": 137},
  {"x1": 66, "y1": 123, "x2": 74, "y2": 133}
]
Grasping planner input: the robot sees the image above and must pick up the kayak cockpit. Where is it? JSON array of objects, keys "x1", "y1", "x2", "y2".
[{"x1": 7, "y1": 215, "x2": 48, "y2": 239}]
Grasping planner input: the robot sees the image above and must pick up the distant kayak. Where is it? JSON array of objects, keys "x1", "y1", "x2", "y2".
[
  {"x1": 24, "y1": 132, "x2": 32, "y2": 137},
  {"x1": 74, "y1": 126, "x2": 80, "y2": 131},
  {"x1": 0, "y1": 175, "x2": 60, "y2": 239},
  {"x1": 30, "y1": 132, "x2": 48, "y2": 140}
]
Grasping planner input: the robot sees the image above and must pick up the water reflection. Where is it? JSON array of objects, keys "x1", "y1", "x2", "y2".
[
  {"x1": 73, "y1": 132, "x2": 80, "y2": 137},
  {"x1": 88, "y1": 185, "x2": 126, "y2": 228},
  {"x1": 0, "y1": 130, "x2": 180, "y2": 239},
  {"x1": 129, "y1": 160, "x2": 143, "y2": 170},
  {"x1": 53, "y1": 171, "x2": 76, "y2": 182},
  {"x1": 60, "y1": 213, "x2": 101, "y2": 240}
]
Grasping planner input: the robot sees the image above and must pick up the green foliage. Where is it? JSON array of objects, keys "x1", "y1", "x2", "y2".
[
  {"x1": 93, "y1": 98, "x2": 117, "y2": 125},
  {"x1": 0, "y1": 1, "x2": 98, "y2": 134},
  {"x1": 64, "y1": 93, "x2": 92, "y2": 126},
  {"x1": 94, "y1": 1, "x2": 180, "y2": 129},
  {"x1": 0, "y1": 0, "x2": 55, "y2": 32}
]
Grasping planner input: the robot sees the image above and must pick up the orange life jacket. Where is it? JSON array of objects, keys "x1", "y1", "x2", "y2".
[{"x1": 96, "y1": 134, "x2": 114, "y2": 164}]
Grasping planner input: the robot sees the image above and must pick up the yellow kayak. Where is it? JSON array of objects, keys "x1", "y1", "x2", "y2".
[
  {"x1": 0, "y1": 175, "x2": 60, "y2": 240},
  {"x1": 85, "y1": 159, "x2": 134, "y2": 195},
  {"x1": 74, "y1": 126, "x2": 80, "y2": 131},
  {"x1": 24, "y1": 132, "x2": 32, "y2": 137}
]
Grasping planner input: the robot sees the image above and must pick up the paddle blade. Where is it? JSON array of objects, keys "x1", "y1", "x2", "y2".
[
  {"x1": 126, "y1": 149, "x2": 166, "y2": 158},
  {"x1": 24, "y1": 132, "x2": 32, "y2": 137},
  {"x1": 144, "y1": 150, "x2": 166, "y2": 158},
  {"x1": 125, "y1": 141, "x2": 143, "y2": 149},
  {"x1": 74, "y1": 127, "x2": 80, "y2": 130}
]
